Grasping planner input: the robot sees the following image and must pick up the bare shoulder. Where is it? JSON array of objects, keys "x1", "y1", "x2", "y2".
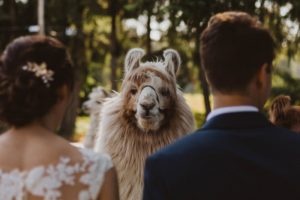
[
  {"x1": 0, "y1": 130, "x2": 83, "y2": 169},
  {"x1": 98, "y1": 167, "x2": 120, "y2": 200},
  {"x1": 52, "y1": 135, "x2": 84, "y2": 161}
]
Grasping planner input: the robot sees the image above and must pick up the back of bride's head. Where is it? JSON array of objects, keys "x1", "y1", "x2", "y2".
[{"x1": 0, "y1": 35, "x2": 75, "y2": 127}]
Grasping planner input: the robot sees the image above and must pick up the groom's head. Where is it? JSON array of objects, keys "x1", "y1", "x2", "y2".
[{"x1": 201, "y1": 11, "x2": 275, "y2": 107}]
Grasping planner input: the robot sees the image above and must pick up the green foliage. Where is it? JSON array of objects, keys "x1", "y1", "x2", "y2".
[
  {"x1": 1, "y1": 0, "x2": 300, "y2": 95},
  {"x1": 2, "y1": 0, "x2": 300, "y2": 136},
  {"x1": 271, "y1": 71, "x2": 300, "y2": 104},
  {"x1": 194, "y1": 112, "x2": 206, "y2": 129}
]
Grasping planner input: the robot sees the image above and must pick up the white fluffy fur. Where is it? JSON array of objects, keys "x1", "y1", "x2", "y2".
[
  {"x1": 82, "y1": 86, "x2": 110, "y2": 149},
  {"x1": 95, "y1": 49, "x2": 195, "y2": 200}
]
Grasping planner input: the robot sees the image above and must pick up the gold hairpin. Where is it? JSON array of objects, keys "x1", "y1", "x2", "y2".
[{"x1": 22, "y1": 62, "x2": 54, "y2": 87}]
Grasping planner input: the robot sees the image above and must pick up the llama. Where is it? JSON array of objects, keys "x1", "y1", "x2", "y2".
[
  {"x1": 82, "y1": 86, "x2": 110, "y2": 149},
  {"x1": 95, "y1": 48, "x2": 195, "y2": 200}
]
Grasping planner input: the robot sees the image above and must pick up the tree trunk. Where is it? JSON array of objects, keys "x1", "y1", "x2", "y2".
[
  {"x1": 59, "y1": 82, "x2": 80, "y2": 140},
  {"x1": 58, "y1": 0, "x2": 87, "y2": 140},
  {"x1": 59, "y1": 41, "x2": 86, "y2": 140},
  {"x1": 168, "y1": 9, "x2": 177, "y2": 47},
  {"x1": 258, "y1": 0, "x2": 266, "y2": 23},
  {"x1": 109, "y1": 0, "x2": 118, "y2": 91},
  {"x1": 194, "y1": 27, "x2": 211, "y2": 116},
  {"x1": 9, "y1": 0, "x2": 17, "y2": 28},
  {"x1": 38, "y1": 0, "x2": 45, "y2": 35},
  {"x1": 7, "y1": 0, "x2": 17, "y2": 40},
  {"x1": 146, "y1": 7, "x2": 152, "y2": 54}
]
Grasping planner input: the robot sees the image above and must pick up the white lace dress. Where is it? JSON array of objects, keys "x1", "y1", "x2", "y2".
[{"x1": 0, "y1": 148, "x2": 113, "y2": 200}]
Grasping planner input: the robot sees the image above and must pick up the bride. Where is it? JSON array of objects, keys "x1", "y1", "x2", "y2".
[{"x1": 0, "y1": 35, "x2": 119, "y2": 200}]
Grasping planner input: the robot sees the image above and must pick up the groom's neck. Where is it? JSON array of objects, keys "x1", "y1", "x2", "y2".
[{"x1": 212, "y1": 92, "x2": 263, "y2": 111}]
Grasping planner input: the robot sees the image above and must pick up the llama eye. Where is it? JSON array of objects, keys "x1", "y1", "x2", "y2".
[
  {"x1": 160, "y1": 88, "x2": 170, "y2": 97},
  {"x1": 130, "y1": 88, "x2": 137, "y2": 95}
]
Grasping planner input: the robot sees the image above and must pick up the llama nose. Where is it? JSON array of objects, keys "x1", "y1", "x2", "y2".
[
  {"x1": 82, "y1": 102, "x2": 90, "y2": 114},
  {"x1": 141, "y1": 102, "x2": 155, "y2": 111}
]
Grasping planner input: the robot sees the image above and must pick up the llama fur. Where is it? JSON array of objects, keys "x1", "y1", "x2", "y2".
[
  {"x1": 95, "y1": 48, "x2": 195, "y2": 200},
  {"x1": 82, "y1": 86, "x2": 111, "y2": 149}
]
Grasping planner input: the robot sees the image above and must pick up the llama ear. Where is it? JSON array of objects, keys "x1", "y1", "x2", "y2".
[
  {"x1": 124, "y1": 48, "x2": 145, "y2": 74},
  {"x1": 163, "y1": 49, "x2": 181, "y2": 77}
]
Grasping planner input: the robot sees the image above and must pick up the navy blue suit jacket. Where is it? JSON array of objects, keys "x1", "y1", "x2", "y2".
[{"x1": 143, "y1": 112, "x2": 300, "y2": 200}]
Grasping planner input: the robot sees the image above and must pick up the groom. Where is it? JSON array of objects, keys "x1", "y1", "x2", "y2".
[{"x1": 143, "y1": 11, "x2": 300, "y2": 199}]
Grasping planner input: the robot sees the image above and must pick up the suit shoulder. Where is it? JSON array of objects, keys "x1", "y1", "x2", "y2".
[
  {"x1": 149, "y1": 129, "x2": 216, "y2": 160},
  {"x1": 151, "y1": 125, "x2": 300, "y2": 161}
]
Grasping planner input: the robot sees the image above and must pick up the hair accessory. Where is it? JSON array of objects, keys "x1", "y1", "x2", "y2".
[{"x1": 22, "y1": 62, "x2": 54, "y2": 87}]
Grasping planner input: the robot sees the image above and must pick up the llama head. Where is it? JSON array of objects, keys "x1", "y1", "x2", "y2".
[
  {"x1": 121, "y1": 48, "x2": 181, "y2": 132},
  {"x1": 82, "y1": 86, "x2": 110, "y2": 114}
]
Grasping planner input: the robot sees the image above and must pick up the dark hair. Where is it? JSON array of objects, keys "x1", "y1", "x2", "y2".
[
  {"x1": 200, "y1": 11, "x2": 275, "y2": 93},
  {"x1": 269, "y1": 95, "x2": 300, "y2": 130},
  {"x1": 0, "y1": 35, "x2": 75, "y2": 127}
]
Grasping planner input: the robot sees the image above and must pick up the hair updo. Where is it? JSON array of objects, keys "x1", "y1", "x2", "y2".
[{"x1": 0, "y1": 35, "x2": 75, "y2": 127}]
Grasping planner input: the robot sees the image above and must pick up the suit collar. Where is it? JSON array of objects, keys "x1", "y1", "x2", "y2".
[
  {"x1": 202, "y1": 112, "x2": 273, "y2": 130},
  {"x1": 206, "y1": 106, "x2": 259, "y2": 121}
]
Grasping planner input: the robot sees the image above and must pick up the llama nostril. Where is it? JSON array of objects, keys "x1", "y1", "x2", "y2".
[
  {"x1": 82, "y1": 103, "x2": 90, "y2": 113},
  {"x1": 141, "y1": 102, "x2": 155, "y2": 111}
]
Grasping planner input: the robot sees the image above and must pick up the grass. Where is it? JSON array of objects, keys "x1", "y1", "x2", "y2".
[
  {"x1": 183, "y1": 93, "x2": 206, "y2": 113},
  {"x1": 74, "y1": 93, "x2": 206, "y2": 141},
  {"x1": 74, "y1": 116, "x2": 90, "y2": 142}
]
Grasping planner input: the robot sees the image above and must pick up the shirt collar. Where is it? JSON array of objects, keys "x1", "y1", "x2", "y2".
[{"x1": 206, "y1": 105, "x2": 259, "y2": 121}]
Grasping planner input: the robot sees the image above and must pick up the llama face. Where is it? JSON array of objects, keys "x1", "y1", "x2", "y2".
[
  {"x1": 122, "y1": 48, "x2": 181, "y2": 132},
  {"x1": 82, "y1": 86, "x2": 109, "y2": 114},
  {"x1": 127, "y1": 68, "x2": 175, "y2": 131}
]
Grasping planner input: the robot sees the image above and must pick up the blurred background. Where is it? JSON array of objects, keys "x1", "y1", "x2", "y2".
[{"x1": 0, "y1": 0, "x2": 300, "y2": 141}]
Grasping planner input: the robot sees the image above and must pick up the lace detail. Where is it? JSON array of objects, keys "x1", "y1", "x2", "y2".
[
  {"x1": 79, "y1": 148, "x2": 113, "y2": 200},
  {"x1": 0, "y1": 148, "x2": 113, "y2": 200}
]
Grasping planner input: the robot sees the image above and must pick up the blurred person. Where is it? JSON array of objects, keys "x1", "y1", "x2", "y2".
[
  {"x1": 143, "y1": 11, "x2": 300, "y2": 200},
  {"x1": 0, "y1": 35, "x2": 119, "y2": 200},
  {"x1": 269, "y1": 95, "x2": 300, "y2": 132}
]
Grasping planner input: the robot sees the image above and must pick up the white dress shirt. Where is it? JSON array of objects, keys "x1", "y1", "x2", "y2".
[{"x1": 206, "y1": 105, "x2": 259, "y2": 121}]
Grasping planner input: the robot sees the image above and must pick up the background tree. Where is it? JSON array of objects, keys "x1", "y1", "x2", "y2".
[
  {"x1": 166, "y1": 0, "x2": 258, "y2": 116},
  {"x1": 1, "y1": 0, "x2": 300, "y2": 137}
]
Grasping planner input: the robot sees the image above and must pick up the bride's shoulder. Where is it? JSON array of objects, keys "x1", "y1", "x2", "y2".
[
  {"x1": 56, "y1": 136, "x2": 113, "y2": 169},
  {"x1": 77, "y1": 147, "x2": 113, "y2": 170},
  {"x1": 75, "y1": 147, "x2": 114, "y2": 199},
  {"x1": 0, "y1": 145, "x2": 114, "y2": 200},
  {"x1": 61, "y1": 141, "x2": 113, "y2": 174}
]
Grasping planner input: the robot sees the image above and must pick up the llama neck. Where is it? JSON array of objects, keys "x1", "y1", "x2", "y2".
[{"x1": 96, "y1": 94, "x2": 194, "y2": 200}]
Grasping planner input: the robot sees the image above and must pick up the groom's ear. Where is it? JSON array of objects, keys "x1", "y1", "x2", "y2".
[{"x1": 255, "y1": 63, "x2": 271, "y2": 89}]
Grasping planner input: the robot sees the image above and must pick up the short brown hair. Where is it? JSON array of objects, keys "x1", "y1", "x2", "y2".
[
  {"x1": 200, "y1": 11, "x2": 275, "y2": 93},
  {"x1": 269, "y1": 95, "x2": 300, "y2": 130}
]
